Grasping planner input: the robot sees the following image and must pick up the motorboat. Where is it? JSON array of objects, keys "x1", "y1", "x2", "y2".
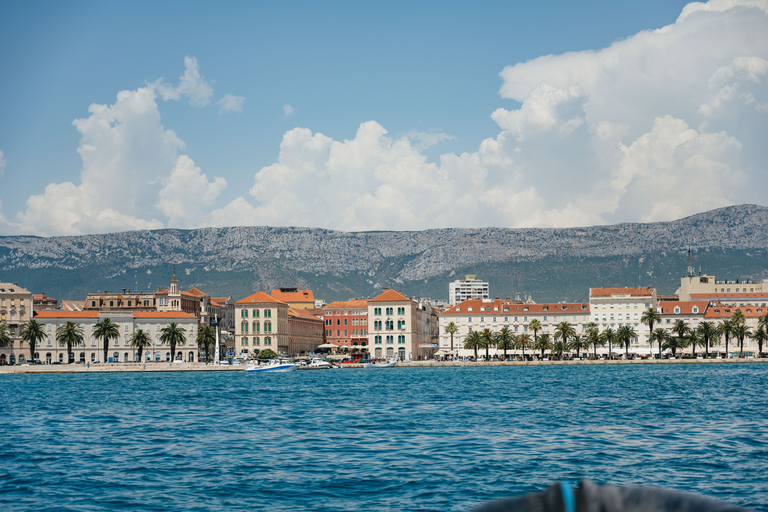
[
  {"x1": 244, "y1": 358, "x2": 298, "y2": 373},
  {"x1": 308, "y1": 358, "x2": 332, "y2": 369},
  {"x1": 363, "y1": 359, "x2": 397, "y2": 368}
]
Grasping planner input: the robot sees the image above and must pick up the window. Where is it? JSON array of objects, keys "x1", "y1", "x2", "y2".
[
  {"x1": 374, "y1": 307, "x2": 381, "y2": 315},
  {"x1": 344, "y1": 319, "x2": 348, "y2": 326},
  {"x1": 265, "y1": 337, "x2": 272, "y2": 345},
  {"x1": 386, "y1": 335, "x2": 393, "y2": 344},
  {"x1": 674, "y1": 307, "x2": 681, "y2": 314},
  {"x1": 254, "y1": 321, "x2": 260, "y2": 332},
  {"x1": 375, "y1": 335, "x2": 382, "y2": 344},
  {"x1": 398, "y1": 335, "x2": 405, "y2": 344}
]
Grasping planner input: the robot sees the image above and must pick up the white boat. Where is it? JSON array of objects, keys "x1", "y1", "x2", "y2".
[
  {"x1": 309, "y1": 358, "x2": 332, "y2": 369},
  {"x1": 363, "y1": 359, "x2": 397, "y2": 368},
  {"x1": 245, "y1": 359, "x2": 298, "y2": 373}
]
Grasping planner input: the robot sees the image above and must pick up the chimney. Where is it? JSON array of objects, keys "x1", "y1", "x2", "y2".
[{"x1": 122, "y1": 288, "x2": 126, "y2": 294}]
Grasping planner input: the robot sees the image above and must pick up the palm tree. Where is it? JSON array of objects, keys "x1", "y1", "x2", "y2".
[
  {"x1": 495, "y1": 327, "x2": 514, "y2": 359},
  {"x1": 688, "y1": 328, "x2": 707, "y2": 357},
  {"x1": 599, "y1": 327, "x2": 616, "y2": 359},
  {"x1": 732, "y1": 323, "x2": 752, "y2": 358},
  {"x1": 56, "y1": 322, "x2": 84, "y2": 364},
  {"x1": 717, "y1": 320, "x2": 734, "y2": 359},
  {"x1": 758, "y1": 312, "x2": 768, "y2": 335},
  {"x1": 444, "y1": 322, "x2": 458, "y2": 352},
  {"x1": 130, "y1": 329, "x2": 152, "y2": 362},
  {"x1": 554, "y1": 321, "x2": 576, "y2": 358},
  {"x1": 20, "y1": 319, "x2": 47, "y2": 363},
  {"x1": 731, "y1": 309, "x2": 746, "y2": 326},
  {"x1": 463, "y1": 331, "x2": 482, "y2": 360},
  {"x1": 534, "y1": 334, "x2": 552, "y2": 359},
  {"x1": 569, "y1": 334, "x2": 588, "y2": 359},
  {"x1": 94, "y1": 318, "x2": 120, "y2": 363},
  {"x1": 528, "y1": 319, "x2": 542, "y2": 351},
  {"x1": 516, "y1": 333, "x2": 531, "y2": 359},
  {"x1": 481, "y1": 328, "x2": 495, "y2": 360},
  {"x1": 552, "y1": 340, "x2": 567, "y2": 359},
  {"x1": 640, "y1": 307, "x2": 661, "y2": 348},
  {"x1": 696, "y1": 321, "x2": 717, "y2": 358},
  {"x1": 662, "y1": 333, "x2": 687, "y2": 356},
  {"x1": 160, "y1": 322, "x2": 187, "y2": 361},
  {"x1": 0, "y1": 322, "x2": 12, "y2": 349},
  {"x1": 617, "y1": 325, "x2": 637, "y2": 359},
  {"x1": 196, "y1": 325, "x2": 216, "y2": 362},
  {"x1": 650, "y1": 329, "x2": 668, "y2": 357},
  {"x1": 671, "y1": 320, "x2": 691, "y2": 357},
  {"x1": 586, "y1": 323, "x2": 601, "y2": 358},
  {"x1": 752, "y1": 326, "x2": 767, "y2": 357}
]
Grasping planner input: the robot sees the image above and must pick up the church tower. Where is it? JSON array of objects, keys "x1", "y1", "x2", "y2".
[{"x1": 169, "y1": 268, "x2": 181, "y2": 311}]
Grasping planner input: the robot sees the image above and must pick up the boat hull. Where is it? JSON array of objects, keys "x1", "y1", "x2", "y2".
[{"x1": 245, "y1": 364, "x2": 298, "y2": 372}]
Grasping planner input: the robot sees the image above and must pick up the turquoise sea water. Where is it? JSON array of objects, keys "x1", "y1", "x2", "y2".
[{"x1": 1, "y1": 364, "x2": 767, "y2": 511}]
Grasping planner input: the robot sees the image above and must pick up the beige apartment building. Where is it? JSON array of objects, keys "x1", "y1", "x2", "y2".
[
  {"x1": 589, "y1": 287, "x2": 657, "y2": 350},
  {"x1": 31, "y1": 310, "x2": 199, "y2": 364},
  {"x1": 367, "y1": 289, "x2": 439, "y2": 361},
  {"x1": 439, "y1": 298, "x2": 591, "y2": 357},
  {"x1": 679, "y1": 273, "x2": 766, "y2": 301},
  {"x1": 0, "y1": 281, "x2": 34, "y2": 364}
]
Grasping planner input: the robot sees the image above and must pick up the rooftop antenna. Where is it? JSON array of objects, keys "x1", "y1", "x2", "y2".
[{"x1": 686, "y1": 246, "x2": 696, "y2": 278}]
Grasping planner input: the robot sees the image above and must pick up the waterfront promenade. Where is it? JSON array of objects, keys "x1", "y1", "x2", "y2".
[{"x1": 1, "y1": 357, "x2": 766, "y2": 374}]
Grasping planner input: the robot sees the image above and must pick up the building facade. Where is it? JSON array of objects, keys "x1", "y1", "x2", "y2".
[
  {"x1": 271, "y1": 288, "x2": 316, "y2": 309},
  {"x1": 323, "y1": 300, "x2": 368, "y2": 351},
  {"x1": 31, "y1": 310, "x2": 198, "y2": 364},
  {"x1": 286, "y1": 308, "x2": 325, "y2": 355},
  {"x1": 367, "y1": 289, "x2": 438, "y2": 360},
  {"x1": 679, "y1": 274, "x2": 767, "y2": 301},
  {"x1": 0, "y1": 281, "x2": 34, "y2": 364},
  {"x1": 589, "y1": 287, "x2": 657, "y2": 349},
  {"x1": 235, "y1": 292, "x2": 289, "y2": 356},
  {"x1": 448, "y1": 275, "x2": 489, "y2": 305}
]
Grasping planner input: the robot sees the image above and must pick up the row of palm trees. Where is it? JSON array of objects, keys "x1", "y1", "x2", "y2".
[
  {"x1": 0, "y1": 319, "x2": 219, "y2": 363},
  {"x1": 445, "y1": 307, "x2": 768, "y2": 360}
]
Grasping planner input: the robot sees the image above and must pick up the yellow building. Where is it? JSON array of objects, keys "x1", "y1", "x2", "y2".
[{"x1": 0, "y1": 281, "x2": 34, "y2": 364}]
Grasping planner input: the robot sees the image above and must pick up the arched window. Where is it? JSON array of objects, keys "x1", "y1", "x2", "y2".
[
  {"x1": 265, "y1": 337, "x2": 272, "y2": 345},
  {"x1": 674, "y1": 307, "x2": 681, "y2": 314},
  {"x1": 254, "y1": 321, "x2": 260, "y2": 332},
  {"x1": 692, "y1": 307, "x2": 699, "y2": 314},
  {"x1": 243, "y1": 337, "x2": 248, "y2": 345},
  {"x1": 265, "y1": 320, "x2": 272, "y2": 332}
]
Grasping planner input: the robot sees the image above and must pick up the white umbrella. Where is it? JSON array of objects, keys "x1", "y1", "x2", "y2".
[{"x1": 316, "y1": 343, "x2": 337, "y2": 349}]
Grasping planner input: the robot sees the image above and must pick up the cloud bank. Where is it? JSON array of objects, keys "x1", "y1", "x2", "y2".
[{"x1": 2, "y1": 0, "x2": 766, "y2": 235}]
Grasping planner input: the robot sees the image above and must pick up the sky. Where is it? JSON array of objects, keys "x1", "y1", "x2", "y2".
[{"x1": 0, "y1": 0, "x2": 766, "y2": 236}]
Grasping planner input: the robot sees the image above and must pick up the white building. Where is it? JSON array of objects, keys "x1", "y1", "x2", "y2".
[
  {"x1": 448, "y1": 275, "x2": 489, "y2": 305},
  {"x1": 589, "y1": 287, "x2": 657, "y2": 350}
]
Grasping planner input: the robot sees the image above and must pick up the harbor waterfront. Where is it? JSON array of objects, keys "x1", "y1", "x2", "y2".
[{"x1": 1, "y1": 364, "x2": 766, "y2": 511}]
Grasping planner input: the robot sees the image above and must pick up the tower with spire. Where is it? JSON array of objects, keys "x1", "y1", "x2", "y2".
[{"x1": 169, "y1": 267, "x2": 181, "y2": 311}]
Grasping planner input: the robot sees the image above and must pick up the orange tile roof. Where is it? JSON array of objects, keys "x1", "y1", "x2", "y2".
[
  {"x1": 704, "y1": 305, "x2": 767, "y2": 319},
  {"x1": 35, "y1": 311, "x2": 99, "y2": 318},
  {"x1": 324, "y1": 300, "x2": 368, "y2": 309},
  {"x1": 288, "y1": 307, "x2": 324, "y2": 321},
  {"x1": 442, "y1": 298, "x2": 589, "y2": 315},
  {"x1": 369, "y1": 289, "x2": 411, "y2": 302},
  {"x1": 658, "y1": 301, "x2": 709, "y2": 315},
  {"x1": 186, "y1": 287, "x2": 209, "y2": 297},
  {"x1": 590, "y1": 287, "x2": 655, "y2": 297},
  {"x1": 237, "y1": 291, "x2": 287, "y2": 305},
  {"x1": 690, "y1": 293, "x2": 768, "y2": 300},
  {"x1": 270, "y1": 289, "x2": 315, "y2": 302},
  {"x1": 133, "y1": 312, "x2": 197, "y2": 319}
]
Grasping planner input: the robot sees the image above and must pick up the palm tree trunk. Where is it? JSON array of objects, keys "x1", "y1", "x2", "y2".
[
  {"x1": 725, "y1": 336, "x2": 729, "y2": 358},
  {"x1": 692, "y1": 338, "x2": 696, "y2": 358},
  {"x1": 473, "y1": 347, "x2": 478, "y2": 360},
  {"x1": 450, "y1": 333, "x2": 454, "y2": 351},
  {"x1": 68, "y1": 341, "x2": 72, "y2": 364},
  {"x1": 103, "y1": 338, "x2": 109, "y2": 363},
  {"x1": 739, "y1": 337, "x2": 744, "y2": 358},
  {"x1": 705, "y1": 336, "x2": 709, "y2": 358}
]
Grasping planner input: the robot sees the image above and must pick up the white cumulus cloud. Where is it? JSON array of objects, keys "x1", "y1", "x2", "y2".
[
  {"x1": 157, "y1": 155, "x2": 227, "y2": 227},
  {"x1": 153, "y1": 56, "x2": 214, "y2": 107},
  {"x1": 218, "y1": 94, "x2": 245, "y2": 114}
]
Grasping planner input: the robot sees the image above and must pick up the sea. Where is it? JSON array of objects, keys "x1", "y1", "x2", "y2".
[{"x1": 1, "y1": 363, "x2": 766, "y2": 511}]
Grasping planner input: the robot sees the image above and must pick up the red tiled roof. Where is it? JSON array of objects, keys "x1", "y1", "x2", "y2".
[
  {"x1": 658, "y1": 301, "x2": 709, "y2": 315},
  {"x1": 270, "y1": 289, "x2": 315, "y2": 302},
  {"x1": 590, "y1": 287, "x2": 655, "y2": 297},
  {"x1": 288, "y1": 307, "x2": 324, "y2": 321},
  {"x1": 442, "y1": 298, "x2": 589, "y2": 315},
  {"x1": 186, "y1": 287, "x2": 209, "y2": 297},
  {"x1": 34, "y1": 311, "x2": 99, "y2": 318},
  {"x1": 134, "y1": 312, "x2": 197, "y2": 319},
  {"x1": 324, "y1": 300, "x2": 368, "y2": 310},
  {"x1": 369, "y1": 289, "x2": 411, "y2": 302},
  {"x1": 690, "y1": 293, "x2": 768, "y2": 300},
  {"x1": 237, "y1": 291, "x2": 287, "y2": 305},
  {"x1": 704, "y1": 305, "x2": 767, "y2": 319}
]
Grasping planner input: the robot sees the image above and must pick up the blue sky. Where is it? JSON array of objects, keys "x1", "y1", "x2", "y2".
[{"x1": 1, "y1": 0, "x2": 766, "y2": 235}]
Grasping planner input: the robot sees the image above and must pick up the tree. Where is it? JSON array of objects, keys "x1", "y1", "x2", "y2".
[
  {"x1": 599, "y1": 327, "x2": 616, "y2": 359},
  {"x1": 641, "y1": 307, "x2": 661, "y2": 347},
  {"x1": 481, "y1": 328, "x2": 495, "y2": 360},
  {"x1": 528, "y1": 319, "x2": 542, "y2": 351},
  {"x1": 130, "y1": 329, "x2": 152, "y2": 362},
  {"x1": 671, "y1": 320, "x2": 691, "y2": 357},
  {"x1": 552, "y1": 340, "x2": 567, "y2": 360},
  {"x1": 662, "y1": 333, "x2": 687, "y2": 356},
  {"x1": 196, "y1": 325, "x2": 216, "y2": 362},
  {"x1": 696, "y1": 321, "x2": 717, "y2": 359},
  {"x1": 617, "y1": 325, "x2": 637, "y2": 358},
  {"x1": 569, "y1": 334, "x2": 588, "y2": 359},
  {"x1": 56, "y1": 322, "x2": 84, "y2": 364},
  {"x1": 717, "y1": 320, "x2": 734, "y2": 359},
  {"x1": 732, "y1": 323, "x2": 752, "y2": 358},
  {"x1": 650, "y1": 329, "x2": 668, "y2": 357},
  {"x1": 0, "y1": 322, "x2": 12, "y2": 349},
  {"x1": 444, "y1": 322, "x2": 458, "y2": 352},
  {"x1": 554, "y1": 321, "x2": 576, "y2": 358},
  {"x1": 516, "y1": 333, "x2": 531, "y2": 359},
  {"x1": 94, "y1": 318, "x2": 120, "y2": 363},
  {"x1": 20, "y1": 319, "x2": 47, "y2": 363},
  {"x1": 258, "y1": 349, "x2": 278, "y2": 359},
  {"x1": 495, "y1": 327, "x2": 515, "y2": 359},
  {"x1": 731, "y1": 309, "x2": 746, "y2": 326},
  {"x1": 586, "y1": 323, "x2": 601, "y2": 358},
  {"x1": 534, "y1": 334, "x2": 552, "y2": 359},
  {"x1": 160, "y1": 322, "x2": 187, "y2": 362},
  {"x1": 463, "y1": 331, "x2": 482, "y2": 360},
  {"x1": 752, "y1": 326, "x2": 767, "y2": 357}
]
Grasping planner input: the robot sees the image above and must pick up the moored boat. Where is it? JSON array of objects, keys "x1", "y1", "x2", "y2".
[
  {"x1": 245, "y1": 358, "x2": 298, "y2": 372},
  {"x1": 363, "y1": 359, "x2": 397, "y2": 368}
]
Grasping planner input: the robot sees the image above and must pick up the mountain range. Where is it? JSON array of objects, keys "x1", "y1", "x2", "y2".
[{"x1": 1, "y1": 204, "x2": 767, "y2": 304}]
